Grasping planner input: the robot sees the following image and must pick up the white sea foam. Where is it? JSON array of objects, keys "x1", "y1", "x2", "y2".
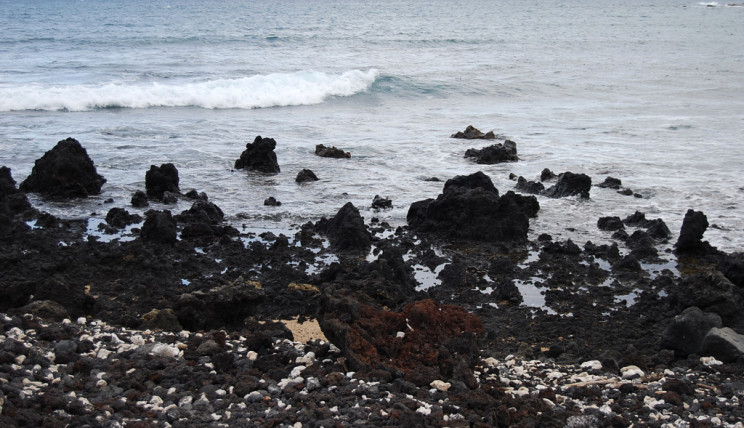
[{"x1": 0, "y1": 69, "x2": 379, "y2": 112}]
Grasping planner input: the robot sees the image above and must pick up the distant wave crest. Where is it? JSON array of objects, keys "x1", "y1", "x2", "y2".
[{"x1": 0, "y1": 69, "x2": 380, "y2": 111}]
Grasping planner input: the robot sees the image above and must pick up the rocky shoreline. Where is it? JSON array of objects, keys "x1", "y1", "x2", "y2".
[{"x1": 1, "y1": 134, "x2": 744, "y2": 426}]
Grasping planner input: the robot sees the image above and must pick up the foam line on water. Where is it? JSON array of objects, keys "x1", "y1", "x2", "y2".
[{"x1": 0, "y1": 69, "x2": 379, "y2": 112}]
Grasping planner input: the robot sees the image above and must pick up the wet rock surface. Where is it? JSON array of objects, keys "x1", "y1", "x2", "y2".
[
  {"x1": 315, "y1": 144, "x2": 351, "y2": 158},
  {"x1": 234, "y1": 135, "x2": 280, "y2": 174},
  {"x1": 464, "y1": 140, "x2": 518, "y2": 164},
  {"x1": 145, "y1": 163, "x2": 180, "y2": 201},
  {"x1": 2, "y1": 157, "x2": 744, "y2": 425},
  {"x1": 19, "y1": 138, "x2": 106, "y2": 199},
  {"x1": 450, "y1": 125, "x2": 496, "y2": 139}
]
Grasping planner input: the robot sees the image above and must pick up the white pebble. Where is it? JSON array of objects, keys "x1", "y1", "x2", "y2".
[
  {"x1": 580, "y1": 360, "x2": 602, "y2": 371},
  {"x1": 77, "y1": 317, "x2": 87, "y2": 325},
  {"x1": 246, "y1": 351, "x2": 258, "y2": 361},
  {"x1": 150, "y1": 343, "x2": 179, "y2": 358},
  {"x1": 396, "y1": 331, "x2": 405, "y2": 339},
  {"x1": 620, "y1": 365, "x2": 644, "y2": 380},
  {"x1": 15, "y1": 355, "x2": 26, "y2": 365},
  {"x1": 700, "y1": 356, "x2": 723, "y2": 366},
  {"x1": 430, "y1": 380, "x2": 451, "y2": 392},
  {"x1": 416, "y1": 406, "x2": 431, "y2": 415},
  {"x1": 130, "y1": 335, "x2": 145, "y2": 346},
  {"x1": 150, "y1": 396, "x2": 164, "y2": 406}
]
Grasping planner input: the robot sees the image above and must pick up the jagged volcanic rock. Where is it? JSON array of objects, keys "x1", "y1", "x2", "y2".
[
  {"x1": 464, "y1": 140, "x2": 518, "y2": 164},
  {"x1": 324, "y1": 202, "x2": 371, "y2": 254},
  {"x1": 450, "y1": 125, "x2": 495, "y2": 139},
  {"x1": 19, "y1": 138, "x2": 106, "y2": 199},
  {"x1": 140, "y1": 210, "x2": 177, "y2": 244},
  {"x1": 295, "y1": 169, "x2": 319, "y2": 183},
  {"x1": 315, "y1": 144, "x2": 351, "y2": 158},
  {"x1": 234, "y1": 135, "x2": 280, "y2": 174},
  {"x1": 145, "y1": 163, "x2": 180, "y2": 200},
  {"x1": 407, "y1": 171, "x2": 538, "y2": 243},
  {"x1": 543, "y1": 171, "x2": 591, "y2": 199}
]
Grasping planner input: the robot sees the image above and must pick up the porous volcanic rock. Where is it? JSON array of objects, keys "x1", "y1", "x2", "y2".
[
  {"x1": 0, "y1": 166, "x2": 32, "y2": 219},
  {"x1": 598, "y1": 176, "x2": 623, "y2": 189},
  {"x1": 323, "y1": 202, "x2": 371, "y2": 254},
  {"x1": 670, "y1": 271, "x2": 744, "y2": 332},
  {"x1": 145, "y1": 163, "x2": 180, "y2": 200},
  {"x1": 543, "y1": 171, "x2": 591, "y2": 199},
  {"x1": 130, "y1": 190, "x2": 148, "y2": 207},
  {"x1": 700, "y1": 327, "x2": 744, "y2": 363},
  {"x1": 295, "y1": 169, "x2": 319, "y2": 183},
  {"x1": 315, "y1": 144, "x2": 351, "y2": 158},
  {"x1": 675, "y1": 209, "x2": 714, "y2": 254},
  {"x1": 407, "y1": 171, "x2": 538, "y2": 243},
  {"x1": 464, "y1": 140, "x2": 518, "y2": 164},
  {"x1": 515, "y1": 176, "x2": 544, "y2": 194},
  {"x1": 234, "y1": 135, "x2": 280, "y2": 174},
  {"x1": 264, "y1": 196, "x2": 281, "y2": 206},
  {"x1": 105, "y1": 207, "x2": 142, "y2": 229},
  {"x1": 450, "y1": 125, "x2": 495, "y2": 139},
  {"x1": 175, "y1": 279, "x2": 265, "y2": 331},
  {"x1": 140, "y1": 210, "x2": 177, "y2": 244},
  {"x1": 660, "y1": 306, "x2": 723, "y2": 357},
  {"x1": 19, "y1": 138, "x2": 106, "y2": 199},
  {"x1": 371, "y1": 195, "x2": 392, "y2": 210},
  {"x1": 319, "y1": 293, "x2": 484, "y2": 386}
]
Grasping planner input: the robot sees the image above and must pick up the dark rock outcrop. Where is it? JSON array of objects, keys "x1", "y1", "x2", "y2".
[
  {"x1": 264, "y1": 196, "x2": 281, "y2": 206},
  {"x1": 675, "y1": 209, "x2": 712, "y2": 253},
  {"x1": 234, "y1": 135, "x2": 280, "y2": 174},
  {"x1": 660, "y1": 307, "x2": 722, "y2": 356},
  {"x1": 140, "y1": 210, "x2": 177, "y2": 244},
  {"x1": 371, "y1": 195, "x2": 392, "y2": 210},
  {"x1": 670, "y1": 272, "x2": 744, "y2": 332},
  {"x1": 598, "y1": 216, "x2": 625, "y2": 231},
  {"x1": 464, "y1": 140, "x2": 518, "y2": 164},
  {"x1": 295, "y1": 169, "x2": 319, "y2": 183},
  {"x1": 543, "y1": 172, "x2": 591, "y2": 199},
  {"x1": 451, "y1": 125, "x2": 495, "y2": 139},
  {"x1": 516, "y1": 176, "x2": 544, "y2": 194},
  {"x1": 407, "y1": 171, "x2": 538, "y2": 243},
  {"x1": 315, "y1": 144, "x2": 351, "y2": 159},
  {"x1": 131, "y1": 190, "x2": 149, "y2": 207},
  {"x1": 145, "y1": 163, "x2": 180, "y2": 201},
  {"x1": 540, "y1": 168, "x2": 556, "y2": 182},
  {"x1": 598, "y1": 177, "x2": 622, "y2": 189},
  {"x1": 719, "y1": 252, "x2": 744, "y2": 288},
  {"x1": 324, "y1": 202, "x2": 372, "y2": 254},
  {"x1": 105, "y1": 208, "x2": 142, "y2": 229},
  {"x1": 0, "y1": 166, "x2": 32, "y2": 219},
  {"x1": 19, "y1": 138, "x2": 106, "y2": 199},
  {"x1": 175, "y1": 279, "x2": 265, "y2": 331},
  {"x1": 700, "y1": 327, "x2": 744, "y2": 363}
]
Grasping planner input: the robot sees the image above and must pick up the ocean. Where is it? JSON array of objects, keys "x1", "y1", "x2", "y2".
[{"x1": 1, "y1": 0, "x2": 743, "y2": 252}]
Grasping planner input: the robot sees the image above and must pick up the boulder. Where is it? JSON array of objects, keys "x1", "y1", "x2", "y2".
[
  {"x1": 145, "y1": 163, "x2": 180, "y2": 201},
  {"x1": 543, "y1": 172, "x2": 591, "y2": 199},
  {"x1": 515, "y1": 176, "x2": 544, "y2": 194},
  {"x1": 295, "y1": 169, "x2": 319, "y2": 183},
  {"x1": 140, "y1": 210, "x2": 177, "y2": 244},
  {"x1": 675, "y1": 209, "x2": 711, "y2": 253},
  {"x1": 450, "y1": 125, "x2": 495, "y2": 139},
  {"x1": 19, "y1": 138, "x2": 106, "y2": 199},
  {"x1": 315, "y1": 144, "x2": 351, "y2": 158},
  {"x1": 131, "y1": 190, "x2": 149, "y2": 207},
  {"x1": 0, "y1": 167, "x2": 32, "y2": 218},
  {"x1": 177, "y1": 201, "x2": 224, "y2": 224},
  {"x1": 540, "y1": 168, "x2": 556, "y2": 182},
  {"x1": 407, "y1": 171, "x2": 538, "y2": 243},
  {"x1": 33, "y1": 277, "x2": 95, "y2": 317},
  {"x1": 597, "y1": 216, "x2": 625, "y2": 232},
  {"x1": 324, "y1": 202, "x2": 371, "y2": 254},
  {"x1": 105, "y1": 208, "x2": 142, "y2": 229},
  {"x1": 264, "y1": 196, "x2": 281, "y2": 206},
  {"x1": 464, "y1": 140, "x2": 518, "y2": 164},
  {"x1": 598, "y1": 177, "x2": 622, "y2": 189},
  {"x1": 234, "y1": 135, "x2": 280, "y2": 174},
  {"x1": 660, "y1": 307, "x2": 722, "y2": 356},
  {"x1": 670, "y1": 271, "x2": 744, "y2": 331},
  {"x1": 175, "y1": 279, "x2": 265, "y2": 331},
  {"x1": 718, "y1": 252, "x2": 744, "y2": 288},
  {"x1": 700, "y1": 327, "x2": 744, "y2": 363},
  {"x1": 371, "y1": 195, "x2": 392, "y2": 210},
  {"x1": 319, "y1": 294, "x2": 484, "y2": 386}
]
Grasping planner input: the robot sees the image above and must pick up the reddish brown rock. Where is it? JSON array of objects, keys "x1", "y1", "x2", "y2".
[{"x1": 320, "y1": 294, "x2": 484, "y2": 387}]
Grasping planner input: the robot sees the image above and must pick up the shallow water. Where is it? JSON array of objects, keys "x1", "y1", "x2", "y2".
[{"x1": 1, "y1": 0, "x2": 742, "y2": 252}]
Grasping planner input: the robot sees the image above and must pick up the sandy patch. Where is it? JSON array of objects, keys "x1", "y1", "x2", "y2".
[{"x1": 281, "y1": 316, "x2": 327, "y2": 344}]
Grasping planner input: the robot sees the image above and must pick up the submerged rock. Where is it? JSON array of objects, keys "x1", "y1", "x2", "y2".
[
  {"x1": 371, "y1": 195, "x2": 392, "y2": 210},
  {"x1": 407, "y1": 171, "x2": 538, "y2": 243},
  {"x1": 264, "y1": 196, "x2": 281, "y2": 206},
  {"x1": 295, "y1": 169, "x2": 319, "y2": 183},
  {"x1": 451, "y1": 125, "x2": 495, "y2": 139},
  {"x1": 19, "y1": 137, "x2": 106, "y2": 199},
  {"x1": 315, "y1": 144, "x2": 351, "y2": 158},
  {"x1": 516, "y1": 176, "x2": 544, "y2": 194},
  {"x1": 464, "y1": 140, "x2": 518, "y2": 164},
  {"x1": 234, "y1": 135, "x2": 280, "y2": 174},
  {"x1": 145, "y1": 163, "x2": 180, "y2": 200},
  {"x1": 543, "y1": 172, "x2": 591, "y2": 199}
]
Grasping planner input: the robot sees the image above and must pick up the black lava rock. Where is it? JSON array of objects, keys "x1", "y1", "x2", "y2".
[
  {"x1": 464, "y1": 140, "x2": 518, "y2": 164},
  {"x1": 315, "y1": 144, "x2": 351, "y2": 158},
  {"x1": 543, "y1": 172, "x2": 591, "y2": 199},
  {"x1": 131, "y1": 190, "x2": 149, "y2": 207},
  {"x1": 296, "y1": 169, "x2": 319, "y2": 183},
  {"x1": 19, "y1": 138, "x2": 106, "y2": 199},
  {"x1": 234, "y1": 135, "x2": 280, "y2": 174},
  {"x1": 325, "y1": 202, "x2": 372, "y2": 254},
  {"x1": 145, "y1": 163, "x2": 180, "y2": 201},
  {"x1": 140, "y1": 210, "x2": 177, "y2": 244}
]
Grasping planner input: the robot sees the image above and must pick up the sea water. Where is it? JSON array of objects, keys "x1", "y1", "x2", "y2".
[{"x1": 1, "y1": 0, "x2": 743, "y2": 252}]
